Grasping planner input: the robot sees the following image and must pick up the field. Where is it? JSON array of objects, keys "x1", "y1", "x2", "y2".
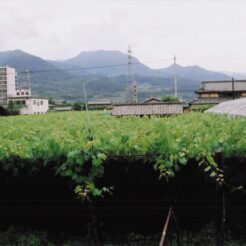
[
  {"x1": 1, "y1": 111, "x2": 246, "y2": 196},
  {"x1": 1, "y1": 111, "x2": 246, "y2": 244}
]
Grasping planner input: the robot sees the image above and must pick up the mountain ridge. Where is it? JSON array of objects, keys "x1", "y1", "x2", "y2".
[{"x1": 0, "y1": 49, "x2": 237, "y2": 101}]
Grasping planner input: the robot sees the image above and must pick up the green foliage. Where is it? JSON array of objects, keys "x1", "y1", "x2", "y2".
[
  {"x1": 0, "y1": 103, "x2": 20, "y2": 116},
  {"x1": 72, "y1": 102, "x2": 85, "y2": 111},
  {"x1": 1, "y1": 223, "x2": 244, "y2": 245},
  {"x1": 0, "y1": 226, "x2": 50, "y2": 246},
  {"x1": 48, "y1": 97, "x2": 55, "y2": 105},
  {"x1": 0, "y1": 112, "x2": 246, "y2": 196},
  {"x1": 191, "y1": 104, "x2": 213, "y2": 112},
  {"x1": 161, "y1": 95, "x2": 179, "y2": 102}
]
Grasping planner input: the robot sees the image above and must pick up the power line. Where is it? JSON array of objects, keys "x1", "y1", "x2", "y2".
[{"x1": 3, "y1": 57, "x2": 246, "y2": 75}]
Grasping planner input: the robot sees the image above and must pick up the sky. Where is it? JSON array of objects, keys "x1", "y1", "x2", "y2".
[{"x1": 1, "y1": 0, "x2": 246, "y2": 72}]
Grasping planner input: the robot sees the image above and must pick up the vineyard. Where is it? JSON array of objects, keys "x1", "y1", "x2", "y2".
[
  {"x1": 1, "y1": 111, "x2": 246, "y2": 244},
  {"x1": 0, "y1": 111, "x2": 246, "y2": 196}
]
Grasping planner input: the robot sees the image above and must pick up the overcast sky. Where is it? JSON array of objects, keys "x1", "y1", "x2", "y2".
[{"x1": 1, "y1": 0, "x2": 246, "y2": 72}]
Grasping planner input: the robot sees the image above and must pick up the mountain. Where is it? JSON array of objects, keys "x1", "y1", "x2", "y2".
[
  {"x1": 0, "y1": 50, "x2": 74, "y2": 98},
  {"x1": 0, "y1": 49, "x2": 234, "y2": 101},
  {"x1": 63, "y1": 50, "x2": 165, "y2": 77},
  {"x1": 159, "y1": 64, "x2": 230, "y2": 81},
  {"x1": 223, "y1": 71, "x2": 246, "y2": 80},
  {"x1": 0, "y1": 49, "x2": 71, "y2": 78},
  {"x1": 62, "y1": 50, "x2": 231, "y2": 81}
]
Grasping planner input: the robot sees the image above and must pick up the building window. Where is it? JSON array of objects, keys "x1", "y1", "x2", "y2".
[
  {"x1": 22, "y1": 100, "x2": 26, "y2": 105},
  {"x1": 40, "y1": 100, "x2": 43, "y2": 105},
  {"x1": 17, "y1": 92, "x2": 20, "y2": 96},
  {"x1": 33, "y1": 100, "x2": 36, "y2": 105},
  {"x1": 21, "y1": 92, "x2": 24, "y2": 95}
]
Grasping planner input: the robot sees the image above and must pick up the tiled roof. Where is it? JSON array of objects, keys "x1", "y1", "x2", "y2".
[{"x1": 201, "y1": 80, "x2": 246, "y2": 92}]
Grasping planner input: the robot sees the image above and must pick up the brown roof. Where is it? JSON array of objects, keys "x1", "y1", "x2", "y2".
[
  {"x1": 112, "y1": 104, "x2": 183, "y2": 116},
  {"x1": 141, "y1": 97, "x2": 161, "y2": 104}
]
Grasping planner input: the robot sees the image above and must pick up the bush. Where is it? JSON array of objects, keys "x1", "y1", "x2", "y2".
[
  {"x1": 161, "y1": 96, "x2": 180, "y2": 103},
  {"x1": 0, "y1": 103, "x2": 20, "y2": 116},
  {"x1": 0, "y1": 226, "x2": 50, "y2": 246},
  {"x1": 191, "y1": 104, "x2": 213, "y2": 112},
  {"x1": 72, "y1": 102, "x2": 85, "y2": 111}
]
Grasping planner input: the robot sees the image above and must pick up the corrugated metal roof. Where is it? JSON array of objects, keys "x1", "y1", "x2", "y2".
[
  {"x1": 202, "y1": 80, "x2": 246, "y2": 92},
  {"x1": 88, "y1": 101, "x2": 112, "y2": 105},
  {"x1": 206, "y1": 98, "x2": 246, "y2": 117},
  {"x1": 112, "y1": 104, "x2": 183, "y2": 116}
]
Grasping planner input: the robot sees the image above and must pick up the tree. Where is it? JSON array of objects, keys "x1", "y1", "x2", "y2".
[
  {"x1": 0, "y1": 103, "x2": 21, "y2": 116},
  {"x1": 72, "y1": 102, "x2": 85, "y2": 111},
  {"x1": 48, "y1": 97, "x2": 55, "y2": 105},
  {"x1": 72, "y1": 102, "x2": 82, "y2": 111},
  {"x1": 161, "y1": 96, "x2": 180, "y2": 103}
]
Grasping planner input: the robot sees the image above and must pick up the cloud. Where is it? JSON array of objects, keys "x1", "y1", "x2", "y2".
[{"x1": 0, "y1": 0, "x2": 246, "y2": 72}]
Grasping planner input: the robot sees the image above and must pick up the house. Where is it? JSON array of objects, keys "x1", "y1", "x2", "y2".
[
  {"x1": 193, "y1": 80, "x2": 246, "y2": 105},
  {"x1": 112, "y1": 103, "x2": 183, "y2": 117},
  {"x1": 8, "y1": 96, "x2": 49, "y2": 115},
  {"x1": 141, "y1": 97, "x2": 162, "y2": 104},
  {"x1": 0, "y1": 66, "x2": 49, "y2": 115},
  {"x1": 88, "y1": 101, "x2": 112, "y2": 109}
]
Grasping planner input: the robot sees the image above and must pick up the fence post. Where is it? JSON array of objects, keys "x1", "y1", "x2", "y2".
[{"x1": 159, "y1": 207, "x2": 173, "y2": 246}]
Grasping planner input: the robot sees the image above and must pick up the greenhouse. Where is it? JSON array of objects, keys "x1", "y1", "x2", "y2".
[{"x1": 206, "y1": 98, "x2": 246, "y2": 117}]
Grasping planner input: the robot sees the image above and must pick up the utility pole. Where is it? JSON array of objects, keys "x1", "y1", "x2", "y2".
[
  {"x1": 127, "y1": 45, "x2": 137, "y2": 103},
  {"x1": 174, "y1": 56, "x2": 177, "y2": 98},
  {"x1": 232, "y1": 77, "x2": 235, "y2": 100}
]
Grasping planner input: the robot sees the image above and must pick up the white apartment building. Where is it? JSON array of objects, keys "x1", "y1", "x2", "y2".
[
  {"x1": 0, "y1": 66, "x2": 18, "y2": 104},
  {"x1": 0, "y1": 66, "x2": 49, "y2": 115}
]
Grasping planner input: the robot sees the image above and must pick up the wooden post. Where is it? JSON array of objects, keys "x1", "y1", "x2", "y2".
[
  {"x1": 221, "y1": 190, "x2": 226, "y2": 246},
  {"x1": 87, "y1": 197, "x2": 101, "y2": 246},
  {"x1": 215, "y1": 151, "x2": 226, "y2": 246},
  {"x1": 159, "y1": 207, "x2": 173, "y2": 246},
  {"x1": 232, "y1": 77, "x2": 235, "y2": 100}
]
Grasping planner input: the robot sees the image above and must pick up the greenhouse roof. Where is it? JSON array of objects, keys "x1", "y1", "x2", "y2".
[{"x1": 206, "y1": 98, "x2": 246, "y2": 117}]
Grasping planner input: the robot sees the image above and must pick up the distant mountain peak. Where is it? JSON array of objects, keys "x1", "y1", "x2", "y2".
[
  {"x1": 13, "y1": 49, "x2": 25, "y2": 53},
  {"x1": 3, "y1": 49, "x2": 28, "y2": 55},
  {"x1": 166, "y1": 63, "x2": 183, "y2": 69},
  {"x1": 161, "y1": 62, "x2": 230, "y2": 81}
]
